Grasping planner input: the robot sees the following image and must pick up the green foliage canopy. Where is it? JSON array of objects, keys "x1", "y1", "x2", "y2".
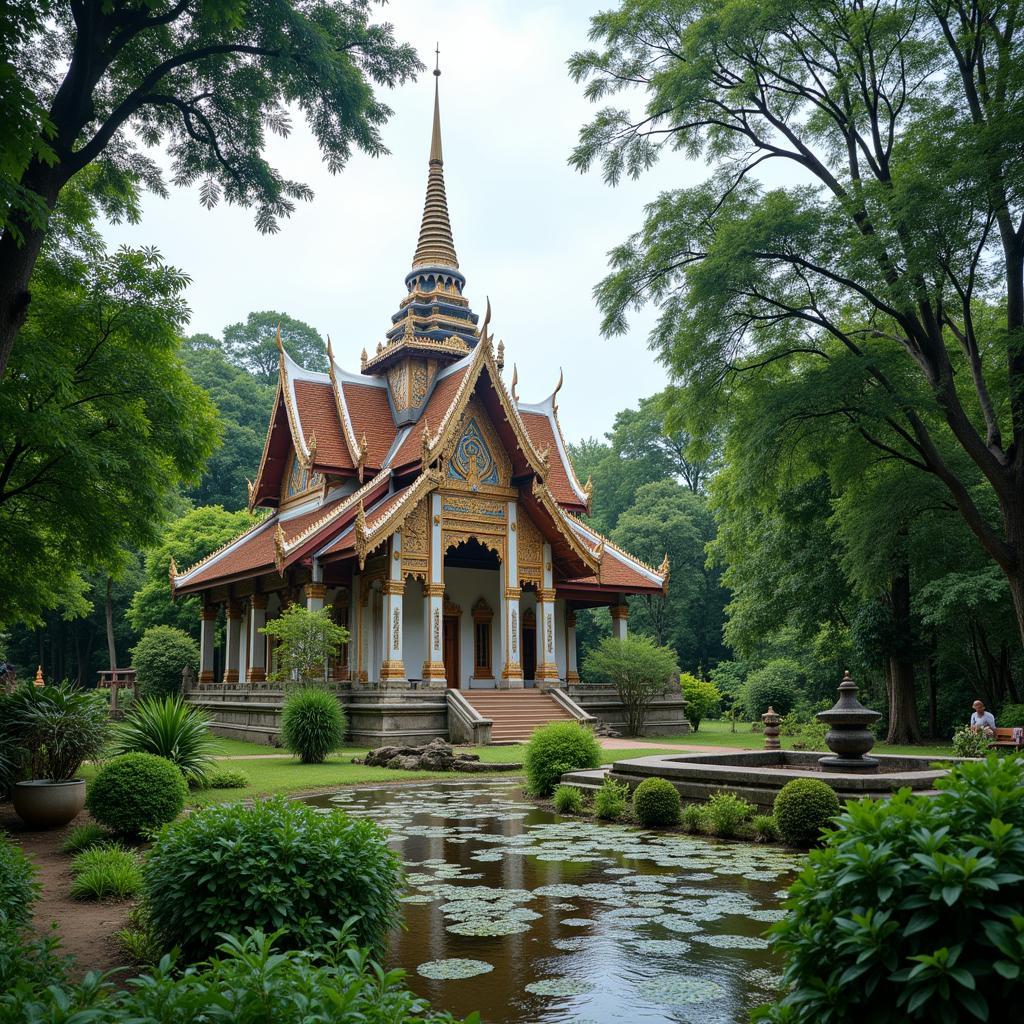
[{"x1": 261, "y1": 605, "x2": 349, "y2": 684}]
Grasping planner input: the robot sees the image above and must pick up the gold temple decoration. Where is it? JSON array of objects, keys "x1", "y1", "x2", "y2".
[
  {"x1": 552, "y1": 367, "x2": 563, "y2": 415},
  {"x1": 511, "y1": 363, "x2": 518, "y2": 402},
  {"x1": 34, "y1": 665, "x2": 45, "y2": 687},
  {"x1": 360, "y1": 347, "x2": 368, "y2": 369},
  {"x1": 584, "y1": 474, "x2": 593, "y2": 498},
  {"x1": 412, "y1": 54, "x2": 459, "y2": 270},
  {"x1": 659, "y1": 552, "x2": 671, "y2": 594},
  {"x1": 273, "y1": 523, "x2": 287, "y2": 575},
  {"x1": 496, "y1": 339, "x2": 504, "y2": 371},
  {"x1": 168, "y1": 557, "x2": 178, "y2": 590},
  {"x1": 421, "y1": 415, "x2": 432, "y2": 466}
]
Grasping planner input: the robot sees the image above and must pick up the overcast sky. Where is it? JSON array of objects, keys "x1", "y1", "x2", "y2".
[{"x1": 102, "y1": 1, "x2": 703, "y2": 443}]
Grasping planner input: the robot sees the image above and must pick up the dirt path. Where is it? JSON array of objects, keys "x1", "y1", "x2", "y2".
[{"x1": 1, "y1": 806, "x2": 134, "y2": 981}]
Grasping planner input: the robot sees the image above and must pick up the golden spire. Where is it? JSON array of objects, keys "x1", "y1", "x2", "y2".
[{"x1": 412, "y1": 45, "x2": 459, "y2": 270}]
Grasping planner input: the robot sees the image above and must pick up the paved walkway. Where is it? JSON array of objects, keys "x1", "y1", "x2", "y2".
[{"x1": 598, "y1": 737, "x2": 736, "y2": 754}]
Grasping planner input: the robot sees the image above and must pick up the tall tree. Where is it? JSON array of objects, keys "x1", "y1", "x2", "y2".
[
  {"x1": 0, "y1": 177, "x2": 218, "y2": 627},
  {"x1": 181, "y1": 333, "x2": 274, "y2": 507},
  {"x1": 0, "y1": 0, "x2": 421, "y2": 379},
  {"x1": 571, "y1": 1, "x2": 1024, "y2": 648},
  {"x1": 222, "y1": 309, "x2": 326, "y2": 383}
]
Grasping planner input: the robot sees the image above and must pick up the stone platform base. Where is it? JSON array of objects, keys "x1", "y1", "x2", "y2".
[
  {"x1": 562, "y1": 750, "x2": 959, "y2": 813},
  {"x1": 566, "y1": 685, "x2": 690, "y2": 737}
]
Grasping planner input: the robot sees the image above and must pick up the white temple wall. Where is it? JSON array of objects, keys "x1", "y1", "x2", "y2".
[
  {"x1": 402, "y1": 576, "x2": 426, "y2": 682},
  {"x1": 443, "y1": 565, "x2": 500, "y2": 689}
]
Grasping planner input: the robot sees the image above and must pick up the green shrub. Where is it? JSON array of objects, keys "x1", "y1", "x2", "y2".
[
  {"x1": 115, "y1": 907, "x2": 161, "y2": 967},
  {"x1": 0, "y1": 928, "x2": 467, "y2": 1023},
  {"x1": 680, "y1": 802, "x2": 707, "y2": 833},
  {"x1": 200, "y1": 766, "x2": 250, "y2": 789},
  {"x1": 280, "y1": 686, "x2": 346, "y2": 764},
  {"x1": 112, "y1": 695, "x2": 218, "y2": 784},
  {"x1": 633, "y1": 777, "x2": 681, "y2": 827},
  {"x1": 143, "y1": 796, "x2": 402, "y2": 961},
  {"x1": 0, "y1": 922, "x2": 71, "y2": 999},
  {"x1": 86, "y1": 752, "x2": 188, "y2": 838},
  {"x1": 790, "y1": 719, "x2": 829, "y2": 751},
  {"x1": 998, "y1": 702, "x2": 1024, "y2": 727},
  {"x1": 70, "y1": 844, "x2": 142, "y2": 901},
  {"x1": 741, "y1": 659, "x2": 801, "y2": 719},
  {"x1": 752, "y1": 814, "x2": 778, "y2": 842},
  {"x1": 0, "y1": 836, "x2": 37, "y2": 929},
  {"x1": 773, "y1": 778, "x2": 840, "y2": 847},
  {"x1": 593, "y1": 776, "x2": 630, "y2": 821},
  {"x1": 61, "y1": 823, "x2": 110, "y2": 855},
  {"x1": 952, "y1": 724, "x2": 993, "y2": 757},
  {"x1": 524, "y1": 721, "x2": 602, "y2": 796},
  {"x1": 552, "y1": 784, "x2": 586, "y2": 814},
  {"x1": 131, "y1": 626, "x2": 200, "y2": 700},
  {"x1": 679, "y1": 672, "x2": 721, "y2": 731},
  {"x1": 704, "y1": 791, "x2": 754, "y2": 837},
  {"x1": 3, "y1": 682, "x2": 109, "y2": 781},
  {"x1": 756, "y1": 756, "x2": 1024, "y2": 1023}
]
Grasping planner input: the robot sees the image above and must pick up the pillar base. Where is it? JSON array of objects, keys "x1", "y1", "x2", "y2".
[
  {"x1": 497, "y1": 677, "x2": 525, "y2": 690},
  {"x1": 198, "y1": 670, "x2": 215, "y2": 684},
  {"x1": 501, "y1": 663, "x2": 524, "y2": 682},
  {"x1": 422, "y1": 660, "x2": 447, "y2": 683},
  {"x1": 536, "y1": 665, "x2": 560, "y2": 682},
  {"x1": 245, "y1": 667, "x2": 266, "y2": 683},
  {"x1": 380, "y1": 660, "x2": 407, "y2": 681},
  {"x1": 566, "y1": 670, "x2": 580, "y2": 683},
  {"x1": 222, "y1": 670, "x2": 239, "y2": 684}
]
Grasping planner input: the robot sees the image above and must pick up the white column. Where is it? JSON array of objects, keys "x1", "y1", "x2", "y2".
[
  {"x1": 566, "y1": 610, "x2": 580, "y2": 683},
  {"x1": 305, "y1": 582, "x2": 326, "y2": 612},
  {"x1": 500, "y1": 499, "x2": 523, "y2": 688},
  {"x1": 223, "y1": 601, "x2": 241, "y2": 684},
  {"x1": 198, "y1": 605, "x2": 217, "y2": 684},
  {"x1": 422, "y1": 492, "x2": 447, "y2": 686},
  {"x1": 380, "y1": 534, "x2": 406, "y2": 681},
  {"x1": 246, "y1": 594, "x2": 267, "y2": 682},
  {"x1": 611, "y1": 599, "x2": 629, "y2": 640},
  {"x1": 239, "y1": 606, "x2": 250, "y2": 683},
  {"x1": 536, "y1": 542, "x2": 559, "y2": 683}
]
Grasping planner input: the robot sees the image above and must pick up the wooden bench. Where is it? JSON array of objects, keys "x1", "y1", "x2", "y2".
[{"x1": 992, "y1": 727, "x2": 1024, "y2": 751}]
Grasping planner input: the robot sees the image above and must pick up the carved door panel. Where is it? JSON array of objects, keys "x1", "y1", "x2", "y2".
[{"x1": 443, "y1": 615, "x2": 460, "y2": 689}]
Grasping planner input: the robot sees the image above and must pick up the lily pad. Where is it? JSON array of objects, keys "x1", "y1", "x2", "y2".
[
  {"x1": 525, "y1": 978, "x2": 595, "y2": 997},
  {"x1": 417, "y1": 958, "x2": 494, "y2": 980},
  {"x1": 643, "y1": 975, "x2": 727, "y2": 1005}
]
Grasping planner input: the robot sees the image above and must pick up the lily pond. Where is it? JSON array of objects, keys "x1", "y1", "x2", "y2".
[{"x1": 306, "y1": 781, "x2": 803, "y2": 1024}]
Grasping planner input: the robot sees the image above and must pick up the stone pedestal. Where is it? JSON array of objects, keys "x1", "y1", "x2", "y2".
[{"x1": 817, "y1": 671, "x2": 882, "y2": 773}]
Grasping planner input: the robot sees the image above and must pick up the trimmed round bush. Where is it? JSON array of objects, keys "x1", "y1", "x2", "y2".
[
  {"x1": 524, "y1": 721, "x2": 602, "y2": 797},
  {"x1": 143, "y1": 796, "x2": 402, "y2": 961},
  {"x1": 0, "y1": 836, "x2": 37, "y2": 928},
  {"x1": 773, "y1": 778, "x2": 840, "y2": 847},
  {"x1": 86, "y1": 753, "x2": 187, "y2": 837},
  {"x1": 131, "y1": 626, "x2": 200, "y2": 699},
  {"x1": 280, "y1": 687, "x2": 346, "y2": 764},
  {"x1": 741, "y1": 659, "x2": 801, "y2": 719},
  {"x1": 632, "y1": 777, "x2": 681, "y2": 827}
]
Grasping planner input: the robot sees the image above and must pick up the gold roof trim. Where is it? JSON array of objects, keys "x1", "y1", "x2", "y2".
[
  {"x1": 562, "y1": 509, "x2": 668, "y2": 584},
  {"x1": 362, "y1": 333, "x2": 470, "y2": 373},
  {"x1": 326, "y1": 335, "x2": 365, "y2": 469},
  {"x1": 176, "y1": 511, "x2": 272, "y2": 584},
  {"x1": 356, "y1": 469, "x2": 442, "y2": 569},
  {"x1": 529, "y1": 479, "x2": 601, "y2": 576}
]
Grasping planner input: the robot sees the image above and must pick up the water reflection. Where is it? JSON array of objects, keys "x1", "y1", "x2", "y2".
[{"x1": 304, "y1": 780, "x2": 801, "y2": 1024}]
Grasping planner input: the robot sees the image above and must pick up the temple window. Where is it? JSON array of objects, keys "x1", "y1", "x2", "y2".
[
  {"x1": 472, "y1": 597, "x2": 493, "y2": 679},
  {"x1": 281, "y1": 451, "x2": 323, "y2": 503}
]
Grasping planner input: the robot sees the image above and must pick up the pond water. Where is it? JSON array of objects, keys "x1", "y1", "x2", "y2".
[{"x1": 305, "y1": 780, "x2": 803, "y2": 1024}]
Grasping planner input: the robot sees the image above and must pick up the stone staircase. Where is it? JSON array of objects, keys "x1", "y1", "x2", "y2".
[{"x1": 462, "y1": 689, "x2": 576, "y2": 743}]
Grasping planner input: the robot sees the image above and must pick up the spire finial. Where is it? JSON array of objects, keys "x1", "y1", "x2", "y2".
[{"x1": 434, "y1": 42, "x2": 440, "y2": 77}]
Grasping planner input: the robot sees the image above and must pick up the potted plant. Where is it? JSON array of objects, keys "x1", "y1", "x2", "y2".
[{"x1": 6, "y1": 683, "x2": 110, "y2": 828}]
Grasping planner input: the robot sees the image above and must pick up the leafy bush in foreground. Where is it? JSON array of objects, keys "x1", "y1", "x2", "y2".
[
  {"x1": 756, "y1": 756, "x2": 1024, "y2": 1023},
  {"x1": 951, "y1": 724, "x2": 993, "y2": 758},
  {"x1": 112, "y1": 695, "x2": 218, "y2": 784},
  {"x1": 773, "y1": 778, "x2": 840, "y2": 847},
  {"x1": 553, "y1": 784, "x2": 586, "y2": 814},
  {"x1": 680, "y1": 802, "x2": 707, "y2": 833},
  {"x1": 632, "y1": 777, "x2": 681, "y2": 827},
  {"x1": 86, "y1": 752, "x2": 188, "y2": 837},
  {"x1": 524, "y1": 721, "x2": 602, "y2": 797},
  {"x1": 752, "y1": 814, "x2": 779, "y2": 842},
  {"x1": 703, "y1": 791, "x2": 754, "y2": 838},
  {"x1": 593, "y1": 776, "x2": 630, "y2": 821},
  {"x1": 0, "y1": 836, "x2": 37, "y2": 928},
  {"x1": 280, "y1": 686, "x2": 346, "y2": 764},
  {"x1": 0, "y1": 928, "x2": 474, "y2": 1023},
  {"x1": 144, "y1": 796, "x2": 402, "y2": 961}
]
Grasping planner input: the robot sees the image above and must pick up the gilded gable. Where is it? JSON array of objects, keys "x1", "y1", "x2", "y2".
[{"x1": 444, "y1": 397, "x2": 510, "y2": 492}]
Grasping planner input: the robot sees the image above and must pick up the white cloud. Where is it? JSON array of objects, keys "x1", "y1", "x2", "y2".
[{"x1": 100, "y1": 0, "x2": 706, "y2": 441}]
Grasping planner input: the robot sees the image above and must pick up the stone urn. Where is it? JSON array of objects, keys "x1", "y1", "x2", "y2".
[
  {"x1": 12, "y1": 778, "x2": 86, "y2": 828},
  {"x1": 816, "y1": 671, "x2": 882, "y2": 774}
]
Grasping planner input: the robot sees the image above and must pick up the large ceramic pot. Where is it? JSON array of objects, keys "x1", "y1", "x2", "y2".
[{"x1": 12, "y1": 779, "x2": 86, "y2": 828}]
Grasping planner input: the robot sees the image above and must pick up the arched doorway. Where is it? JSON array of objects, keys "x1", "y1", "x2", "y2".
[{"x1": 443, "y1": 537, "x2": 501, "y2": 688}]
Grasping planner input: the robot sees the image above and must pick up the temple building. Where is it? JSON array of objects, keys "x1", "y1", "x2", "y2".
[{"x1": 172, "y1": 67, "x2": 677, "y2": 744}]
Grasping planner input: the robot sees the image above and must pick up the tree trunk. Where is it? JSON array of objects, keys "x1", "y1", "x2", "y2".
[
  {"x1": 925, "y1": 653, "x2": 938, "y2": 739},
  {"x1": 885, "y1": 568, "x2": 921, "y2": 744},
  {"x1": 105, "y1": 575, "x2": 118, "y2": 671}
]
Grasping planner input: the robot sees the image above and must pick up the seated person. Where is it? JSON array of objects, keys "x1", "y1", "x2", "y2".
[{"x1": 970, "y1": 700, "x2": 996, "y2": 738}]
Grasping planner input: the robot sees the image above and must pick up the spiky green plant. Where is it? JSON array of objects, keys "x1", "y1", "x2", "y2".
[
  {"x1": 280, "y1": 687, "x2": 346, "y2": 764},
  {"x1": 70, "y1": 844, "x2": 142, "y2": 901},
  {"x1": 112, "y1": 695, "x2": 218, "y2": 784},
  {"x1": 61, "y1": 823, "x2": 109, "y2": 855}
]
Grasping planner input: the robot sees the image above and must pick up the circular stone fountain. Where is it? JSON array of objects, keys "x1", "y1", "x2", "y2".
[{"x1": 816, "y1": 671, "x2": 883, "y2": 774}]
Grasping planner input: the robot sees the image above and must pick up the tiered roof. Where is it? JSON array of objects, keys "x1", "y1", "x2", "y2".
[{"x1": 172, "y1": 67, "x2": 666, "y2": 601}]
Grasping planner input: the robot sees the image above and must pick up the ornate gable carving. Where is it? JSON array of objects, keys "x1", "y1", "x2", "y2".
[
  {"x1": 444, "y1": 398, "x2": 510, "y2": 492},
  {"x1": 399, "y1": 497, "x2": 430, "y2": 581},
  {"x1": 517, "y1": 505, "x2": 544, "y2": 586}
]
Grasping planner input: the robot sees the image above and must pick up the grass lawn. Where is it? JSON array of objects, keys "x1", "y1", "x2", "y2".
[{"x1": 647, "y1": 718, "x2": 955, "y2": 759}]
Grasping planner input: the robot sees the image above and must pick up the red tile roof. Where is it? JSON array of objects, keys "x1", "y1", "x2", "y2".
[
  {"x1": 293, "y1": 381, "x2": 353, "y2": 470},
  {"x1": 519, "y1": 410, "x2": 586, "y2": 509},
  {"x1": 341, "y1": 382, "x2": 396, "y2": 468},
  {"x1": 391, "y1": 366, "x2": 469, "y2": 467}
]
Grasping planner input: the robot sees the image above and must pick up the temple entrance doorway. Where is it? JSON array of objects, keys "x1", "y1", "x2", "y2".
[
  {"x1": 522, "y1": 608, "x2": 536, "y2": 683},
  {"x1": 443, "y1": 614, "x2": 460, "y2": 688}
]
